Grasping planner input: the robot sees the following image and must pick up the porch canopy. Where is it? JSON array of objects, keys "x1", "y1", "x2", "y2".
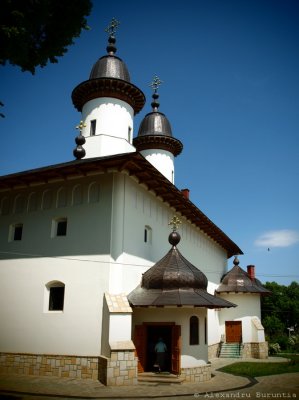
[{"x1": 128, "y1": 230, "x2": 236, "y2": 309}]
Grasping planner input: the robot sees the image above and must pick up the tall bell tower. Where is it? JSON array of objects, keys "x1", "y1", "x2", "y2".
[{"x1": 72, "y1": 19, "x2": 145, "y2": 159}]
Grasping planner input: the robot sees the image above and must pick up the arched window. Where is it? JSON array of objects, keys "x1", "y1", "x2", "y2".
[
  {"x1": 72, "y1": 184, "x2": 83, "y2": 205},
  {"x1": 42, "y1": 190, "x2": 52, "y2": 210},
  {"x1": 1, "y1": 197, "x2": 10, "y2": 215},
  {"x1": 45, "y1": 281, "x2": 65, "y2": 311},
  {"x1": 28, "y1": 192, "x2": 38, "y2": 212},
  {"x1": 57, "y1": 187, "x2": 67, "y2": 208},
  {"x1": 88, "y1": 182, "x2": 100, "y2": 203},
  {"x1": 190, "y1": 316, "x2": 199, "y2": 345},
  {"x1": 14, "y1": 194, "x2": 26, "y2": 214}
]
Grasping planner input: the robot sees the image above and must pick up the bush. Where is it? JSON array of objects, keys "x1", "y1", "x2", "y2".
[{"x1": 269, "y1": 343, "x2": 281, "y2": 355}]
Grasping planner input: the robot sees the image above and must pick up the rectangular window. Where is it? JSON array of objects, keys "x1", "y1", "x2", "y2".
[
  {"x1": 9, "y1": 223, "x2": 23, "y2": 241},
  {"x1": 57, "y1": 219, "x2": 67, "y2": 236},
  {"x1": 51, "y1": 218, "x2": 68, "y2": 237},
  {"x1": 90, "y1": 119, "x2": 96, "y2": 136},
  {"x1": 14, "y1": 224, "x2": 23, "y2": 240},
  {"x1": 49, "y1": 286, "x2": 65, "y2": 311},
  {"x1": 128, "y1": 126, "x2": 132, "y2": 142}
]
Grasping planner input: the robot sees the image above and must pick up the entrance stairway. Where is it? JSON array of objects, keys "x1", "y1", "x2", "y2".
[
  {"x1": 138, "y1": 372, "x2": 185, "y2": 385},
  {"x1": 219, "y1": 342, "x2": 242, "y2": 358}
]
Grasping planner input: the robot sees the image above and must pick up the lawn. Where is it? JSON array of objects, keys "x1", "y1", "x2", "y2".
[{"x1": 218, "y1": 354, "x2": 299, "y2": 378}]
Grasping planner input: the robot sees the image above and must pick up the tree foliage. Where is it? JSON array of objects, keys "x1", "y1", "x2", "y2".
[
  {"x1": 262, "y1": 281, "x2": 299, "y2": 350},
  {"x1": 0, "y1": 0, "x2": 92, "y2": 74}
]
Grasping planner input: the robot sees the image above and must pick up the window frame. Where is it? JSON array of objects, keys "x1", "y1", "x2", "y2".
[
  {"x1": 8, "y1": 223, "x2": 23, "y2": 242},
  {"x1": 90, "y1": 119, "x2": 96, "y2": 136},
  {"x1": 44, "y1": 281, "x2": 65, "y2": 313}
]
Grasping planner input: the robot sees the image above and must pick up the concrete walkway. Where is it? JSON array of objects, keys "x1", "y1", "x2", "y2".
[{"x1": 0, "y1": 357, "x2": 298, "y2": 399}]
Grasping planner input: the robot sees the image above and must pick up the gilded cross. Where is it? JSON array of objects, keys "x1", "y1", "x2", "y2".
[
  {"x1": 149, "y1": 75, "x2": 163, "y2": 93},
  {"x1": 105, "y1": 18, "x2": 120, "y2": 36},
  {"x1": 76, "y1": 120, "x2": 86, "y2": 133},
  {"x1": 168, "y1": 216, "x2": 182, "y2": 231}
]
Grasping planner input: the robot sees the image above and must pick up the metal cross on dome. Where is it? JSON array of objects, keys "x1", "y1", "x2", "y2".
[
  {"x1": 76, "y1": 120, "x2": 86, "y2": 133},
  {"x1": 105, "y1": 18, "x2": 120, "y2": 36},
  {"x1": 168, "y1": 216, "x2": 182, "y2": 232},
  {"x1": 149, "y1": 75, "x2": 163, "y2": 93}
]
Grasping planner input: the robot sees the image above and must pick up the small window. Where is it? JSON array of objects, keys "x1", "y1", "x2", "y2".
[
  {"x1": 90, "y1": 120, "x2": 96, "y2": 136},
  {"x1": 144, "y1": 225, "x2": 152, "y2": 243},
  {"x1": 49, "y1": 286, "x2": 65, "y2": 310},
  {"x1": 57, "y1": 219, "x2": 67, "y2": 236},
  {"x1": 14, "y1": 224, "x2": 23, "y2": 240},
  {"x1": 128, "y1": 126, "x2": 132, "y2": 142},
  {"x1": 204, "y1": 317, "x2": 207, "y2": 345},
  {"x1": 52, "y1": 218, "x2": 67, "y2": 237},
  {"x1": 9, "y1": 223, "x2": 23, "y2": 241},
  {"x1": 190, "y1": 316, "x2": 199, "y2": 345}
]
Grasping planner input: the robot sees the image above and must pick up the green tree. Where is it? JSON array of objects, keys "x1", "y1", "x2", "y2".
[
  {"x1": 262, "y1": 281, "x2": 299, "y2": 350},
  {"x1": 0, "y1": 0, "x2": 92, "y2": 74}
]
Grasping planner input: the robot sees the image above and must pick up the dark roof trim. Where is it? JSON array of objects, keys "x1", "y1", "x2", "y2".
[
  {"x1": 0, "y1": 152, "x2": 242, "y2": 258},
  {"x1": 72, "y1": 77, "x2": 145, "y2": 115}
]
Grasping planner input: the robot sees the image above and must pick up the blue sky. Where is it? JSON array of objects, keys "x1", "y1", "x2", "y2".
[{"x1": 1, "y1": 0, "x2": 298, "y2": 285}]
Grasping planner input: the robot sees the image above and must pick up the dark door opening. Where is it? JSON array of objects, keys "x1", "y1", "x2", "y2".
[{"x1": 146, "y1": 325, "x2": 172, "y2": 372}]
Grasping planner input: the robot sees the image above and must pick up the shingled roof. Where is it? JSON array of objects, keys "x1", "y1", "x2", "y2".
[
  {"x1": 216, "y1": 256, "x2": 271, "y2": 295},
  {"x1": 128, "y1": 230, "x2": 237, "y2": 308}
]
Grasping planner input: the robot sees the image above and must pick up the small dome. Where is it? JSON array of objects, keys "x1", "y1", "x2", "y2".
[
  {"x1": 89, "y1": 55, "x2": 130, "y2": 82},
  {"x1": 137, "y1": 111, "x2": 172, "y2": 137},
  {"x1": 141, "y1": 232, "x2": 208, "y2": 291}
]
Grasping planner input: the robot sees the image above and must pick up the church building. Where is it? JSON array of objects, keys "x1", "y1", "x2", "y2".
[{"x1": 0, "y1": 20, "x2": 269, "y2": 385}]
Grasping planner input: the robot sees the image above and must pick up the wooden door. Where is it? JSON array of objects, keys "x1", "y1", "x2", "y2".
[
  {"x1": 225, "y1": 321, "x2": 242, "y2": 343},
  {"x1": 171, "y1": 325, "x2": 181, "y2": 375},
  {"x1": 134, "y1": 325, "x2": 147, "y2": 373}
]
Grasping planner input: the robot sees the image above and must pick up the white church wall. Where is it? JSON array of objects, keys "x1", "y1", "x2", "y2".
[
  {"x1": 218, "y1": 293, "x2": 262, "y2": 342},
  {"x1": 81, "y1": 98, "x2": 135, "y2": 158},
  {"x1": 0, "y1": 175, "x2": 115, "y2": 356},
  {"x1": 110, "y1": 173, "x2": 228, "y2": 296},
  {"x1": 132, "y1": 307, "x2": 208, "y2": 367}
]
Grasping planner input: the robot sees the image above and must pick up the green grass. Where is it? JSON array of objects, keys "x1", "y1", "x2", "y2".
[{"x1": 218, "y1": 354, "x2": 299, "y2": 378}]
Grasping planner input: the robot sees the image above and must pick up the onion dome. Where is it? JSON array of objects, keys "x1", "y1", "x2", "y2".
[
  {"x1": 216, "y1": 256, "x2": 271, "y2": 295},
  {"x1": 128, "y1": 217, "x2": 236, "y2": 308},
  {"x1": 133, "y1": 76, "x2": 183, "y2": 156},
  {"x1": 72, "y1": 18, "x2": 145, "y2": 115},
  {"x1": 142, "y1": 231, "x2": 208, "y2": 291}
]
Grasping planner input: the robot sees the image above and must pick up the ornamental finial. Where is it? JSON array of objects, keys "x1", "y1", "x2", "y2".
[
  {"x1": 76, "y1": 120, "x2": 86, "y2": 133},
  {"x1": 168, "y1": 216, "x2": 182, "y2": 232},
  {"x1": 149, "y1": 75, "x2": 163, "y2": 111},
  {"x1": 149, "y1": 75, "x2": 163, "y2": 93},
  {"x1": 105, "y1": 18, "x2": 120, "y2": 36}
]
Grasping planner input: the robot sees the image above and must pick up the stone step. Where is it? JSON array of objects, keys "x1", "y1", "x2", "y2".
[{"x1": 138, "y1": 372, "x2": 185, "y2": 385}]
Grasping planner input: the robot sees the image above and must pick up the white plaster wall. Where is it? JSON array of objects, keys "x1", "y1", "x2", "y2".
[
  {"x1": 109, "y1": 314, "x2": 132, "y2": 343},
  {"x1": 218, "y1": 293, "x2": 262, "y2": 342},
  {"x1": 81, "y1": 97, "x2": 135, "y2": 158},
  {"x1": 133, "y1": 307, "x2": 208, "y2": 367},
  {"x1": 140, "y1": 149, "x2": 175, "y2": 183},
  {"x1": 0, "y1": 176, "x2": 113, "y2": 356},
  {"x1": 112, "y1": 174, "x2": 228, "y2": 296},
  {"x1": 0, "y1": 256, "x2": 109, "y2": 355}
]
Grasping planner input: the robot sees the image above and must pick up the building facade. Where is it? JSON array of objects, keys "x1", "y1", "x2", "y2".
[{"x1": 0, "y1": 21, "x2": 269, "y2": 385}]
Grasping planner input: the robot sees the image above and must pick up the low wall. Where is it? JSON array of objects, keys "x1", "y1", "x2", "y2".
[
  {"x1": 181, "y1": 364, "x2": 211, "y2": 382},
  {"x1": 242, "y1": 342, "x2": 268, "y2": 359},
  {"x1": 99, "y1": 349, "x2": 138, "y2": 386},
  {"x1": 208, "y1": 343, "x2": 221, "y2": 359},
  {"x1": 0, "y1": 352, "x2": 98, "y2": 380}
]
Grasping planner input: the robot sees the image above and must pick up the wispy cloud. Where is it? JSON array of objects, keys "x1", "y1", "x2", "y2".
[{"x1": 255, "y1": 230, "x2": 299, "y2": 248}]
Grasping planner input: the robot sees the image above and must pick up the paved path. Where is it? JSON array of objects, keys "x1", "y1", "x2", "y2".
[{"x1": 0, "y1": 357, "x2": 298, "y2": 399}]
